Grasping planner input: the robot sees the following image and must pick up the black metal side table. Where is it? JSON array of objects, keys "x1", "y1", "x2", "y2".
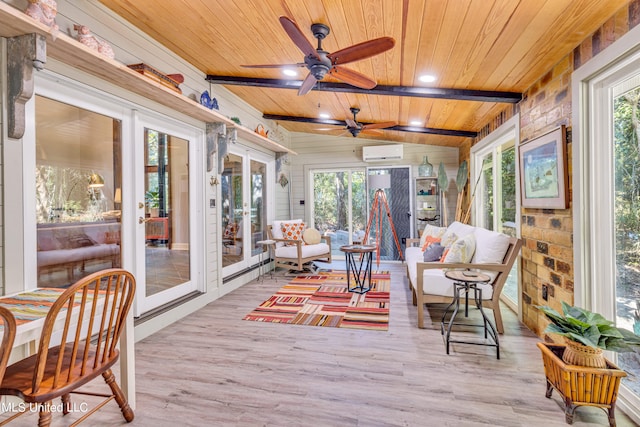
[
  {"x1": 441, "y1": 270, "x2": 500, "y2": 359},
  {"x1": 339, "y1": 244, "x2": 377, "y2": 294}
]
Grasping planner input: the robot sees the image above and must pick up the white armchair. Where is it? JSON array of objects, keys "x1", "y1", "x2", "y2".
[{"x1": 267, "y1": 220, "x2": 331, "y2": 272}]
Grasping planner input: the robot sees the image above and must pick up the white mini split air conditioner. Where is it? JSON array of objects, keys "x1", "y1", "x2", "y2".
[{"x1": 362, "y1": 144, "x2": 403, "y2": 162}]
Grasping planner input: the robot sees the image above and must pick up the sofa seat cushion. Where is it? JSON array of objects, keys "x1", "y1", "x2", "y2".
[
  {"x1": 275, "y1": 242, "x2": 330, "y2": 259},
  {"x1": 406, "y1": 246, "x2": 494, "y2": 300}
]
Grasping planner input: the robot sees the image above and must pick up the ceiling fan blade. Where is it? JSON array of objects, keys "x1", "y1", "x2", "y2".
[
  {"x1": 361, "y1": 129, "x2": 385, "y2": 136},
  {"x1": 329, "y1": 66, "x2": 377, "y2": 89},
  {"x1": 279, "y1": 16, "x2": 320, "y2": 60},
  {"x1": 240, "y1": 63, "x2": 305, "y2": 69},
  {"x1": 328, "y1": 37, "x2": 395, "y2": 65},
  {"x1": 298, "y1": 72, "x2": 317, "y2": 95},
  {"x1": 362, "y1": 121, "x2": 397, "y2": 130},
  {"x1": 345, "y1": 118, "x2": 358, "y2": 128}
]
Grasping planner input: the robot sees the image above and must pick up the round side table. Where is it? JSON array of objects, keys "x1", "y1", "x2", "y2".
[
  {"x1": 441, "y1": 270, "x2": 499, "y2": 359},
  {"x1": 256, "y1": 240, "x2": 276, "y2": 283}
]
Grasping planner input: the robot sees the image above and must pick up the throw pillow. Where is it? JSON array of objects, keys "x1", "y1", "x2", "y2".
[
  {"x1": 418, "y1": 224, "x2": 446, "y2": 248},
  {"x1": 420, "y1": 235, "x2": 441, "y2": 251},
  {"x1": 441, "y1": 231, "x2": 458, "y2": 248},
  {"x1": 303, "y1": 228, "x2": 321, "y2": 245},
  {"x1": 443, "y1": 233, "x2": 476, "y2": 263},
  {"x1": 281, "y1": 222, "x2": 306, "y2": 245},
  {"x1": 423, "y1": 242, "x2": 445, "y2": 262}
]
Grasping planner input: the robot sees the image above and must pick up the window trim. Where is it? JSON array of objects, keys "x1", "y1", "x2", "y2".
[{"x1": 572, "y1": 21, "x2": 640, "y2": 424}]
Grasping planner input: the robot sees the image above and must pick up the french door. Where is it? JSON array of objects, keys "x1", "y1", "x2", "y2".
[
  {"x1": 471, "y1": 117, "x2": 520, "y2": 312},
  {"x1": 132, "y1": 113, "x2": 202, "y2": 316},
  {"x1": 221, "y1": 149, "x2": 270, "y2": 277}
]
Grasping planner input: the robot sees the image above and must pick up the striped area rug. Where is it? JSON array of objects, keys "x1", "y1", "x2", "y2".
[{"x1": 243, "y1": 270, "x2": 390, "y2": 331}]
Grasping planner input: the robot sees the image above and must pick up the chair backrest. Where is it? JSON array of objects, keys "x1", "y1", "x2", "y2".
[
  {"x1": 32, "y1": 268, "x2": 135, "y2": 393},
  {"x1": 0, "y1": 306, "x2": 16, "y2": 382},
  {"x1": 490, "y1": 236, "x2": 523, "y2": 300}
]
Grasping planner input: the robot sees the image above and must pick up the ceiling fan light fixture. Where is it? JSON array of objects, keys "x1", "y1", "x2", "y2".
[{"x1": 419, "y1": 74, "x2": 437, "y2": 83}]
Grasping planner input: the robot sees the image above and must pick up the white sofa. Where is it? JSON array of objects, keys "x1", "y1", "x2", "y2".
[{"x1": 405, "y1": 221, "x2": 522, "y2": 333}]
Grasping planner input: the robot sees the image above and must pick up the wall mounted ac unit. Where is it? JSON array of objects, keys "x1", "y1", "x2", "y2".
[{"x1": 362, "y1": 144, "x2": 403, "y2": 162}]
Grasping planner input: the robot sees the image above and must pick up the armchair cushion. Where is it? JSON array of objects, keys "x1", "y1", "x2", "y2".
[
  {"x1": 281, "y1": 222, "x2": 306, "y2": 245},
  {"x1": 471, "y1": 227, "x2": 512, "y2": 280},
  {"x1": 275, "y1": 242, "x2": 330, "y2": 259}
]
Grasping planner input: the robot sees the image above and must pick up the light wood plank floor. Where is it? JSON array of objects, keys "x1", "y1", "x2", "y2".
[{"x1": 8, "y1": 262, "x2": 639, "y2": 426}]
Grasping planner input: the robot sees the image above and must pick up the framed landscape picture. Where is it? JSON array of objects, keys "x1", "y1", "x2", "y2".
[{"x1": 519, "y1": 125, "x2": 568, "y2": 209}]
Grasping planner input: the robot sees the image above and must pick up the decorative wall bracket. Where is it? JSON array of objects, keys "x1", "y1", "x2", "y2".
[
  {"x1": 8, "y1": 33, "x2": 46, "y2": 139},
  {"x1": 205, "y1": 122, "x2": 219, "y2": 172}
]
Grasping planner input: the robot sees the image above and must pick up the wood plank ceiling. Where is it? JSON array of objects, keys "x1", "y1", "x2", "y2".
[{"x1": 98, "y1": 0, "x2": 631, "y2": 147}]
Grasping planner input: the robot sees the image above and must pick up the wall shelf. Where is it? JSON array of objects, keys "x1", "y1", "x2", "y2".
[{"x1": 0, "y1": 2, "x2": 295, "y2": 155}]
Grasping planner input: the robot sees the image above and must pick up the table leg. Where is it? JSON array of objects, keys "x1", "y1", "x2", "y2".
[{"x1": 444, "y1": 283, "x2": 463, "y2": 355}]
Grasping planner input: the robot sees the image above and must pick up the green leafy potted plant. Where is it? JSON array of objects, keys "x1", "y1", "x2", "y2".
[
  {"x1": 538, "y1": 302, "x2": 640, "y2": 367},
  {"x1": 536, "y1": 302, "x2": 640, "y2": 426}
]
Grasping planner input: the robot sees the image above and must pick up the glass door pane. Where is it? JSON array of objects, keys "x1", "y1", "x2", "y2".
[
  {"x1": 35, "y1": 96, "x2": 122, "y2": 287},
  {"x1": 222, "y1": 153, "x2": 244, "y2": 268},
  {"x1": 250, "y1": 159, "x2": 267, "y2": 256},
  {"x1": 498, "y1": 146, "x2": 518, "y2": 307},
  {"x1": 312, "y1": 169, "x2": 366, "y2": 258},
  {"x1": 367, "y1": 167, "x2": 411, "y2": 261},
  {"x1": 480, "y1": 157, "x2": 495, "y2": 230},
  {"x1": 143, "y1": 129, "x2": 190, "y2": 297},
  {"x1": 613, "y1": 85, "x2": 640, "y2": 397}
]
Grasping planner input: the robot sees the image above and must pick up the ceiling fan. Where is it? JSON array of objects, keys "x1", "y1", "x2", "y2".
[
  {"x1": 341, "y1": 107, "x2": 396, "y2": 137},
  {"x1": 241, "y1": 5, "x2": 395, "y2": 95}
]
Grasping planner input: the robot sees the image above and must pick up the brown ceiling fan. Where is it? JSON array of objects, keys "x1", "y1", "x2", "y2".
[
  {"x1": 241, "y1": 4, "x2": 395, "y2": 95},
  {"x1": 342, "y1": 107, "x2": 396, "y2": 137}
]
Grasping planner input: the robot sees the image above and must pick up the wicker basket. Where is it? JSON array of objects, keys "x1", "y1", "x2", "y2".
[
  {"x1": 537, "y1": 342, "x2": 626, "y2": 426},
  {"x1": 562, "y1": 337, "x2": 607, "y2": 368}
]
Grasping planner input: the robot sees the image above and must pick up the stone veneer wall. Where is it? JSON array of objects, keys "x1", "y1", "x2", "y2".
[{"x1": 463, "y1": 1, "x2": 640, "y2": 336}]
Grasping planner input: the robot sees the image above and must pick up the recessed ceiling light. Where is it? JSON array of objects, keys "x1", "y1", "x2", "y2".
[
  {"x1": 283, "y1": 69, "x2": 298, "y2": 77},
  {"x1": 410, "y1": 120, "x2": 423, "y2": 126},
  {"x1": 319, "y1": 113, "x2": 331, "y2": 119},
  {"x1": 419, "y1": 74, "x2": 437, "y2": 83}
]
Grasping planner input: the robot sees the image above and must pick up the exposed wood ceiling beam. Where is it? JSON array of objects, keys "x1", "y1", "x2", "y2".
[
  {"x1": 262, "y1": 114, "x2": 477, "y2": 138},
  {"x1": 206, "y1": 75, "x2": 522, "y2": 103}
]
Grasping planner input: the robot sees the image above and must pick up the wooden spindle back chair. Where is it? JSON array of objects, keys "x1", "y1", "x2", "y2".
[
  {"x1": 0, "y1": 268, "x2": 135, "y2": 427},
  {"x1": 0, "y1": 306, "x2": 16, "y2": 382}
]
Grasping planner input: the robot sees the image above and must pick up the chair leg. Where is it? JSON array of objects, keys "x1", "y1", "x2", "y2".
[
  {"x1": 38, "y1": 405, "x2": 52, "y2": 427},
  {"x1": 62, "y1": 393, "x2": 71, "y2": 415},
  {"x1": 102, "y1": 369, "x2": 135, "y2": 422},
  {"x1": 493, "y1": 305, "x2": 504, "y2": 334},
  {"x1": 417, "y1": 299, "x2": 425, "y2": 328}
]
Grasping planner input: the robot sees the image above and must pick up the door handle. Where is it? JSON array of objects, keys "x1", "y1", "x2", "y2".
[{"x1": 139, "y1": 217, "x2": 152, "y2": 224}]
